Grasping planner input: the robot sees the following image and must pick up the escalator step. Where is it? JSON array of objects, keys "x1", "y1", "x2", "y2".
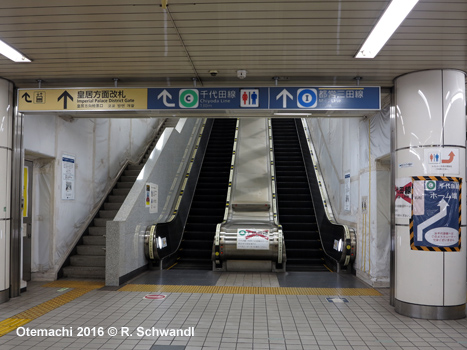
[
  {"x1": 283, "y1": 230, "x2": 320, "y2": 240},
  {"x1": 279, "y1": 215, "x2": 316, "y2": 223},
  {"x1": 272, "y1": 118, "x2": 325, "y2": 271},
  {"x1": 176, "y1": 118, "x2": 236, "y2": 269}
]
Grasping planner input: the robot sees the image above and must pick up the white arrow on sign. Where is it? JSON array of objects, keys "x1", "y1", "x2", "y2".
[
  {"x1": 157, "y1": 89, "x2": 175, "y2": 107},
  {"x1": 416, "y1": 198, "x2": 449, "y2": 242},
  {"x1": 276, "y1": 89, "x2": 293, "y2": 108}
]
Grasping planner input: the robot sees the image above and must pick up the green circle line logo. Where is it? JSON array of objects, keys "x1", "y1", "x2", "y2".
[
  {"x1": 179, "y1": 89, "x2": 199, "y2": 108},
  {"x1": 238, "y1": 230, "x2": 247, "y2": 236},
  {"x1": 426, "y1": 180, "x2": 436, "y2": 190}
]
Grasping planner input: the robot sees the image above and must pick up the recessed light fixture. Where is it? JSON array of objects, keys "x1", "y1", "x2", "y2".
[
  {"x1": 355, "y1": 0, "x2": 419, "y2": 59},
  {"x1": 0, "y1": 39, "x2": 31, "y2": 62}
]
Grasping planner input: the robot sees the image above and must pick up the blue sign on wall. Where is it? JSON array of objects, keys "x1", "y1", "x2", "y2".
[
  {"x1": 147, "y1": 88, "x2": 269, "y2": 110},
  {"x1": 147, "y1": 87, "x2": 380, "y2": 111},
  {"x1": 269, "y1": 87, "x2": 380, "y2": 110},
  {"x1": 411, "y1": 177, "x2": 461, "y2": 251}
]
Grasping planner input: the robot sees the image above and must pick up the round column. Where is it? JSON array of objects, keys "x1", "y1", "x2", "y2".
[
  {"x1": 0, "y1": 78, "x2": 13, "y2": 304},
  {"x1": 394, "y1": 69, "x2": 466, "y2": 319}
]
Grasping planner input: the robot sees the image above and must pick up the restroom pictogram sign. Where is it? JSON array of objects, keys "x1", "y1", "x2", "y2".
[{"x1": 424, "y1": 148, "x2": 459, "y2": 175}]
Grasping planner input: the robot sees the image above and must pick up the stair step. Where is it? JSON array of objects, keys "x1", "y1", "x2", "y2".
[
  {"x1": 112, "y1": 188, "x2": 131, "y2": 196},
  {"x1": 124, "y1": 169, "x2": 140, "y2": 177},
  {"x1": 83, "y1": 235, "x2": 106, "y2": 245},
  {"x1": 127, "y1": 164, "x2": 143, "y2": 171},
  {"x1": 77, "y1": 245, "x2": 105, "y2": 256},
  {"x1": 116, "y1": 182, "x2": 133, "y2": 189},
  {"x1": 120, "y1": 175, "x2": 137, "y2": 182},
  {"x1": 70, "y1": 255, "x2": 105, "y2": 267},
  {"x1": 94, "y1": 217, "x2": 112, "y2": 227},
  {"x1": 103, "y1": 202, "x2": 122, "y2": 210},
  {"x1": 88, "y1": 226, "x2": 106, "y2": 236},
  {"x1": 62, "y1": 266, "x2": 105, "y2": 279},
  {"x1": 107, "y1": 195, "x2": 126, "y2": 203},
  {"x1": 99, "y1": 210, "x2": 118, "y2": 218}
]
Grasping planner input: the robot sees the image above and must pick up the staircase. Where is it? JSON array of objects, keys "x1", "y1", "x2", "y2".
[
  {"x1": 171, "y1": 118, "x2": 237, "y2": 270},
  {"x1": 61, "y1": 118, "x2": 178, "y2": 279},
  {"x1": 271, "y1": 118, "x2": 327, "y2": 271}
]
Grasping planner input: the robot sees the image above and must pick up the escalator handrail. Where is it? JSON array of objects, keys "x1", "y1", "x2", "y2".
[
  {"x1": 214, "y1": 119, "x2": 239, "y2": 266},
  {"x1": 267, "y1": 118, "x2": 284, "y2": 263},
  {"x1": 297, "y1": 119, "x2": 356, "y2": 267},
  {"x1": 145, "y1": 119, "x2": 213, "y2": 264}
]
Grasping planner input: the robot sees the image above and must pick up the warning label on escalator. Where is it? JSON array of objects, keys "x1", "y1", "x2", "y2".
[{"x1": 237, "y1": 229, "x2": 270, "y2": 250}]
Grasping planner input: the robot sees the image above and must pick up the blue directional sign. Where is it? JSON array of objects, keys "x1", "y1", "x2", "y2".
[
  {"x1": 269, "y1": 87, "x2": 380, "y2": 110},
  {"x1": 147, "y1": 88, "x2": 269, "y2": 110},
  {"x1": 18, "y1": 86, "x2": 380, "y2": 113},
  {"x1": 148, "y1": 87, "x2": 380, "y2": 111}
]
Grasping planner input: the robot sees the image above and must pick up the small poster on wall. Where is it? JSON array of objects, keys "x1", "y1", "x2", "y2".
[
  {"x1": 344, "y1": 171, "x2": 351, "y2": 212},
  {"x1": 395, "y1": 177, "x2": 412, "y2": 219},
  {"x1": 411, "y1": 176, "x2": 461, "y2": 251},
  {"x1": 61, "y1": 154, "x2": 75, "y2": 200},
  {"x1": 146, "y1": 183, "x2": 158, "y2": 214}
]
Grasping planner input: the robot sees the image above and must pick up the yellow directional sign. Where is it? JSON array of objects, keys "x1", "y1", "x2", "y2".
[{"x1": 18, "y1": 88, "x2": 148, "y2": 112}]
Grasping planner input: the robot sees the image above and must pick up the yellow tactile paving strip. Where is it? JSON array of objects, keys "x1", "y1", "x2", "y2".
[
  {"x1": 0, "y1": 281, "x2": 104, "y2": 337},
  {"x1": 0, "y1": 280, "x2": 381, "y2": 337},
  {"x1": 118, "y1": 284, "x2": 382, "y2": 296}
]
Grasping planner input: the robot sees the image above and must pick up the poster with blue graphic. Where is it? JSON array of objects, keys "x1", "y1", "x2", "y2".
[{"x1": 411, "y1": 177, "x2": 461, "y2": 250}]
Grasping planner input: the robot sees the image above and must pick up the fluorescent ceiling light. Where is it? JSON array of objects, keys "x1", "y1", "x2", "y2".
[
  {"x1": 273, "y1": 113, "x2": 311, "y2": 116},
  {"x1": 355, "y1": 0, "x2": 418, "y2": 59},
  {"x1": 0, "y1": 40, "x2": 31, "y2": 62}
]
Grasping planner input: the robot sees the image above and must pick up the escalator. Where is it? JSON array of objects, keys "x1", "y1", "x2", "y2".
[
  {"x1": 271, "y1": 118, "x2": 327, "y2": 271},
  {"x1": 171, "y1": 118, "x2": 237, "y2": 269}
]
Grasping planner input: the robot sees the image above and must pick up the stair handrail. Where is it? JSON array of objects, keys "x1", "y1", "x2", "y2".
[
  {"x1": 297, "y1": 119, "x2": 356, "y2": 269},
  {"x1": 57, "y1": 118, "x2": 168, "y2": 277}
]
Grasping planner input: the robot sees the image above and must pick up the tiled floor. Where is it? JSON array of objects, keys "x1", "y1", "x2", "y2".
[{"x1": 0, "y1": 272, "x2": 466, "y2": 350}]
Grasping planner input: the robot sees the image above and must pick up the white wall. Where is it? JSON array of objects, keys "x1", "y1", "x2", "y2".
[
  {"x1": 23, "y1": 115, "x2": 162, "y2": 279},
  {"x1": 306, "y1": 108, "x2": 391, "y2": 286},
  {"x1": 0, "y1": 79, "x2": 13, "y2": 297}
]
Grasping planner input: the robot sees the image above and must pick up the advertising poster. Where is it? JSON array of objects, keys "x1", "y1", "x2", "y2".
[
  {"x1": 61, "y1": 154, "x2": 75, "y2": 200},
  {"x1": 395, "y1": 177, "x2": 412, "y2": 219},
  {"x1": 344, "y1": 172, "x2": 350, "y2": 212},
  {"x1": 411, "y1": 176, "x2": 461, "y2": 251}
]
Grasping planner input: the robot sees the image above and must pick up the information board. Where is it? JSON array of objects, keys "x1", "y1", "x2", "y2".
[
  {"x1": 18, "y1": 86, "x2": 380, "y2": 112},
  {"x1": 411, "y1": 176, "x2": 462, "y2": 251},
  {"x1": 236, "y1": 229, "x2": 270, "y2": 250}
]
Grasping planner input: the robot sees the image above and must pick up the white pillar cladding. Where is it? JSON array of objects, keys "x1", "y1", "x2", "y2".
[
  {"x1": 394, "y1": 69, "x2": 466, "y2": 319},
  {"x1": 0, "y1": 79, "x2": 13, "y2": 304}
]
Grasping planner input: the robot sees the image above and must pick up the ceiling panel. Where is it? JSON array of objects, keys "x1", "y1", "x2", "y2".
[{"x1": 0, "y1": 0, "x2": 463, "y2": 91}]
